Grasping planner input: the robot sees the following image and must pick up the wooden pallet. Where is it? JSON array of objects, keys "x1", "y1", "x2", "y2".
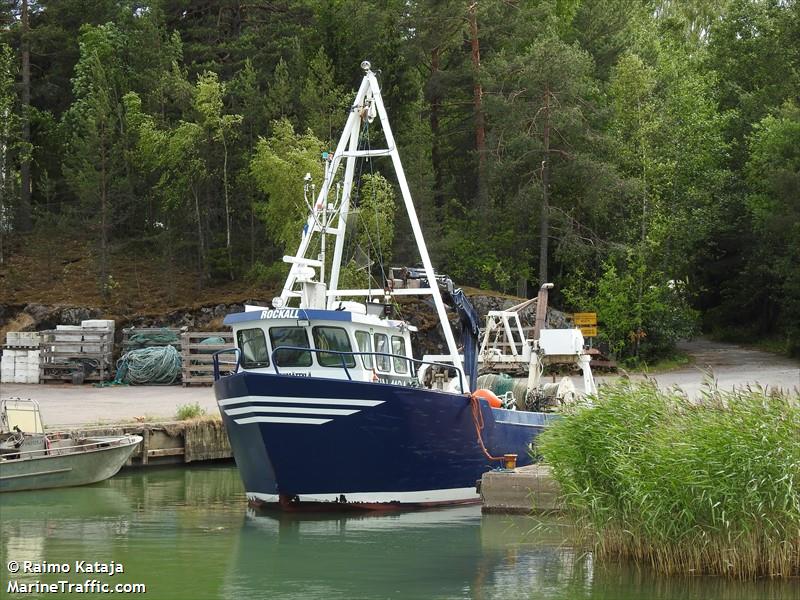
[
  {"x1": 180, "y1": 332, "x2": 235, "y2": 386},
  {"x1": 39, "y1": 363, "x2": 110, "y2": 383},
  {"x1": 39, "y1": 329, "x2": 114, "y2": 383},
  {"x1": 122, "y1": 327, "x2": 182, "y2": 353}
]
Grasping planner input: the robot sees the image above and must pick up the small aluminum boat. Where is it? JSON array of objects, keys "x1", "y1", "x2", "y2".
[{"x1": 0, "y1": 398, "x2": 141, "y2": 492}]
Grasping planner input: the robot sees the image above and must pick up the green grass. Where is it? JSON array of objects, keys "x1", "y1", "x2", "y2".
[
  {"x1": 631, "y1": 351, "x2": 693, "y2": 374},
  {"x1": 537, "y1": 381, "x2": 800, "y2": 579},
  {"x1": 175, "y1": 402, "x2": 207, "y2": 421}
]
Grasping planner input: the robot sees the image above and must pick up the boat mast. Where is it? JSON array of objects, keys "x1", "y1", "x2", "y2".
[
  {"x1": 278, "y1": 74, "x2": 372, "y2": 306},
  {"x1": 277, "y1": 62, "x2": 466, "y2": 384},
  {"x1": 327, "y1": 114, "x2": 361, "y2": 296},
  {"x1": 362, "y1": 67, "x2": 464, "y2": 378}
]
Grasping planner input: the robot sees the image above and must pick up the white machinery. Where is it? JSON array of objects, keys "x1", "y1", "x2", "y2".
[{"x1": 478, "y1": 285, "x2": 597, "y2": 409}]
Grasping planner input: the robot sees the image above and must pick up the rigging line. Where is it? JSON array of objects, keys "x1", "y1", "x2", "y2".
[
  {"x1": 364, "y1": 119, "x2": 387, "y2": 288},
  {"x1": 354, "y1": 209, "x2": 384, "y2": 292},
  {"x1": 342, "y1": 118, "x2": 382, "y2": 295},
  {"x1": 353, "y1": 118, "x2": 386, "y2": 294}
]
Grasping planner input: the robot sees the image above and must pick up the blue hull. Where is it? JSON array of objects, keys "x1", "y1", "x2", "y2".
[{"x1": 215, "y1": 372, "x2": 553, "y2": 508}]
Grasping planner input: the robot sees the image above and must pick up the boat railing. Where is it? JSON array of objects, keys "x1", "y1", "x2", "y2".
[
  {"x1": 0, "y1": 436, "x2": 136, "y2": 461},
  {"x1": 268, "y1": 346, "x2": 466, "y2": 394},
  {"x1": 211, "y1": 345, "x2": 466, "y2": 394},
  {"x1": 211, "y1": 347, "x2": 242, "y2": 380}
]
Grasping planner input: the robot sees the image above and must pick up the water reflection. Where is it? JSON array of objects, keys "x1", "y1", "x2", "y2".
[
  {"x1": 226, "y1": 506, "x2": 488, "y2": 599},
  {"x1": 0, "y1": 466, "x2": 796, "y2": 600}
]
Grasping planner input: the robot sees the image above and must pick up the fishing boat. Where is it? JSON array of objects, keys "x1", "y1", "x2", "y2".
[
  {"x1": 0, "y1": 398, "x2": 141, "y2": 492},
  {"x1": 213, "y1": 62, "x2": 594, "y2": 510}
]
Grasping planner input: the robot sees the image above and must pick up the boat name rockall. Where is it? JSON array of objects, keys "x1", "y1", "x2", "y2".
[
  {"x1": 20, "y1": 560, "x2": 124, "y2": 575},
  {"x1": 260, "y1": 308, "x2": 300, "y2": 320}
]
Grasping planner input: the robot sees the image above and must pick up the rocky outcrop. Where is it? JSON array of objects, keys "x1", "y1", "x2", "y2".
[{"x1": 1, "y1": 292, "x2": 570, "y2": 357}]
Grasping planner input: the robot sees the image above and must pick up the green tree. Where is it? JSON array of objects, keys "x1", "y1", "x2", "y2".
[
  {"x1": 486, "y1": 31, "x2": 597, "y2": 286},
  {"x1": 265, "y1": 57, "x2": 295, "y2": 125},
  {"x1": 565, "y1": 252, "x2": 697, "y2": 362},
  {"x1": 0, "y1": 43, "x2": 17, "y2": 262},
  {"x1": 134, "y1": 93, "x2": 209, "y2": 285},
  {"x1": 194, "y1": 71, "x2": 242, "y2": 278},
  {"x1": 300, "y1": 46, "x2": 347, "y2": 144},
  {"x1": 250, "y1": 118, "x2": 325, "y2": 253},
  {"x1": 744, "y1": 104, "x2": 800, "y2": 352},
  {"x1": 62, "y1": 22, "x2": 131, "y2": 298}
]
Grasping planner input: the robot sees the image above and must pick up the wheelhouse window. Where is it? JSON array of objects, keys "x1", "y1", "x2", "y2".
[
  {"x1": 237, "y1": 328, "x2": 269, "y2": 368},
  {"x1": 312, "y1": 326, "x2": 356, "y2": 368},
  {"x1": 374, "y1": 333, "x2": 390, "y2": 372},
  {"x1": 269, "y1": 327, "x2": 312, "y2": 367},
  {"x1": 354, "y1": 330, "x2": 373, "y2": 369},
  {"x1": 392, "y1": 336, "x2": 409, "y2": 374}
]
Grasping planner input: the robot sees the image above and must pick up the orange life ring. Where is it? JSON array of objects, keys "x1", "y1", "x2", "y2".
[{"x1": 472, "y1": 388, "x2": 502, "y2": 408}]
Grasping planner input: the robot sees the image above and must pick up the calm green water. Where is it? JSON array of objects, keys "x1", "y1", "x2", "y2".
[{"x1": 0, "y1": 465, "x2": 795, "y2": 599}]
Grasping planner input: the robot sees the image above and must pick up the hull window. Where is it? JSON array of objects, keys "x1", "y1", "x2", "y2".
[
  {"x1": 392, "y1": 336, "x2": 409, "y2": 374},
  {"x1": 312, "y1": 326, "x2": 356, "y2": 368},
  {"x1": 355, "y1": 330, "x2": 373, "y2": 369},
  {"x1": 237, "y1": 328, "x2": 270, "y2": 368},
  {"x1": 269, "y1": 327, "x2": 313, "y2": 367},
  {"x1": 374, "y1": 333, "x2": 390, "y2": 372}
]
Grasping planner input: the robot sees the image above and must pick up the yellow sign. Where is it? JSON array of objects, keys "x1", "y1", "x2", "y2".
[
  {"x1": 579, "y1": 325, "x2": 598, "y2": 337},
  {"x1": 572, "y1": 312, "x2": 597, "y2": 326}
]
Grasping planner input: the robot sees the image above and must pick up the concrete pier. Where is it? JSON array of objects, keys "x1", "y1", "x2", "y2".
[
  {"x1": 480, "y1": 464, "x2": 563, "y2": 514},
  {"x1": 65, "y1": 419, "x2": 232, "y2": 468}
]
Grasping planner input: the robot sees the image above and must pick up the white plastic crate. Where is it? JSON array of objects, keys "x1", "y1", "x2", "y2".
[
  {"x1": 55, "y1": 325, "x2": 82, "y2": 353},
  {"x1": 81, "y1": 319, "x2": 115, "y2": 330},
  {"x1": 4, "y1": 331, "x2": 40, "y2": 347}
]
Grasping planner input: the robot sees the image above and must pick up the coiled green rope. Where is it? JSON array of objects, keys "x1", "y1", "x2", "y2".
[
  {"x1": 126, "y1": 329, "x2": 180, "y2": 348},
  {"x1": 116, "y1": 345, "x2": 182, "y2": 385}
]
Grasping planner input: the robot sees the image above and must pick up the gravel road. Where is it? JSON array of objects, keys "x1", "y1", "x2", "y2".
[{"x1": 595, "y1": 337, "x2": 800, "y2": 397}]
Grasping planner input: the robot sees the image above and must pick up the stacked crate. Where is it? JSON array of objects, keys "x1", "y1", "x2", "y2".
[
  {"x1": 39, "y1": 320, "x2": 115, "y2": 383},
  {"x1": 1, "y1": 332, "x2": 41, "y2": 384},
  {"x1": 180, "y1": 332, "x2": 234, "y2": 386}
]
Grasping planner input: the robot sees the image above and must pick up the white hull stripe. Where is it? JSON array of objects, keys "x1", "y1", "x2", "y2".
[
  {"x1": 233, "y1": 416, "x2": 331, "y2": 425},
  {"x1": 247, "y1": 487, "x2": 479, "y2": 504},
  {"x1": 219, "y1": 395, "x2": 384, "y2": 408},
  {"x1": 225, "y1": 406, "x2": 358, "y2": 417}
]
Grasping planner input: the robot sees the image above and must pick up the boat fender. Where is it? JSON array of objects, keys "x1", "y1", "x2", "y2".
[{"x1": 472, "y1": 388, "x2": 502, "y2": 408}]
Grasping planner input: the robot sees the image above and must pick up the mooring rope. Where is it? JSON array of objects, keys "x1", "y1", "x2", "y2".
[{"x1": 469, "y1": 394, "x2": 505, "y2": 462}]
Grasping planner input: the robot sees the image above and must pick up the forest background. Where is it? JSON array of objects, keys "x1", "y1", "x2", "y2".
[{"x1": 0, "y1": 0, "x2": 798, "y2": 363}]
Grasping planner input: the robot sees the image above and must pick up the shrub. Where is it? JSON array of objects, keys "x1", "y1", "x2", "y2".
[
  {"x1": 175, "y1": 402, "x2": 207, "y2": 420},
  {"x1": 564, "y1": 252, "x2": 698, "y2": 364}
]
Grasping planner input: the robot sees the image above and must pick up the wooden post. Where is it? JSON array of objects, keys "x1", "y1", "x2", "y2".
[
  {"x1": 141, "y1": 428, "x2": 150, "y2": 465},
  {"x1": 533, "y1": 283, "x2": 552, "y2": 340}
]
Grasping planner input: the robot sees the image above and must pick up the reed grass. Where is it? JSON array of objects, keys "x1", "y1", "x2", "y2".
[{"x1": 537, "y1": 381, "x2": 800, "y2": 578}]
